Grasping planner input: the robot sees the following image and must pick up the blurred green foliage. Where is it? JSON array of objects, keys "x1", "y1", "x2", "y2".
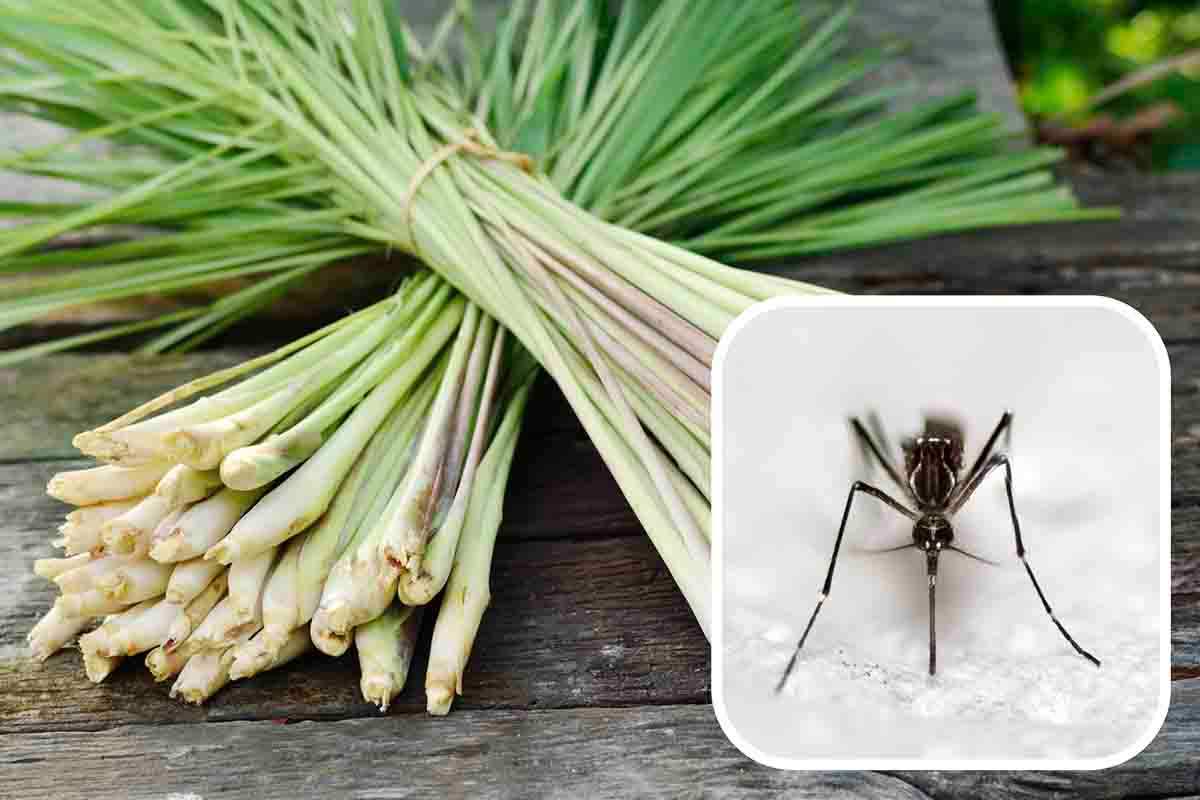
[{"x1": 992, "y1": 0, "x2": 1200, "y2": 169}]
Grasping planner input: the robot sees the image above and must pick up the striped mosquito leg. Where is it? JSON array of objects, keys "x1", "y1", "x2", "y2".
[{"x1": 774, "y1": 481, "x2": 915, "y2": 694}]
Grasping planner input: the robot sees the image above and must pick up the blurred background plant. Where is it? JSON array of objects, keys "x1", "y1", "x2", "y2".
[{"x1": 992, "y1": 0, "x2": 1200, "y2": 170}]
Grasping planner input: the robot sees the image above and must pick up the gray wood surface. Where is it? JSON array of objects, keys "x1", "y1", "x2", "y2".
[
  {"x1": 2, "y1": 1, "x2": 1197, "y2": 798},
  {"x1": 1, "y1": 681, "x2": 1196, "y2": 800}
]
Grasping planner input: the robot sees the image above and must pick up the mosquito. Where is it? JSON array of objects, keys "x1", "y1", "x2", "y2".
[{"x1": 774, "y1": 411, "x2": 1100, "y2": 692}]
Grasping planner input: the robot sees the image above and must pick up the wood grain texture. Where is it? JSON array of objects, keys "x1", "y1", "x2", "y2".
[
  {"x1": 3, "y1": 681, "x2": 1198, "y2": 800},
  {"x1": 0, "y1": 705, "x2": 930, "y2": 800}
]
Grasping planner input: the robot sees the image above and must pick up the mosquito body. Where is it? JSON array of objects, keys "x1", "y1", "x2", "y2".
[{"x1": 775, "y1": 412, "x2": 1100, "y2": 693}]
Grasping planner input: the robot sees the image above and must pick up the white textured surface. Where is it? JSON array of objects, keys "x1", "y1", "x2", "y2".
[{"x1": 716, "y1": 301, "x2": 1166, "y2": 761}]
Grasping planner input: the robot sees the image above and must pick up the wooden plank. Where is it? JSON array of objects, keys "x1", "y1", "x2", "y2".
[
  {"x1": 847, "y1": 0, "x2": 1025, "y2": 131},
  {"x1": 3, "y1": 681, "x2": 1199, "y2": 799},
  {"x1": 0, "y1": 532, "x2": 705, "y2": 734},
  {"x1": 0, "y1": 706, "x2": 931, "y2": 800}
]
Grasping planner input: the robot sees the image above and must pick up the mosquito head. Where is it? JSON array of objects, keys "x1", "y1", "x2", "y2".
[{"x1": 903, "y1": 432, "x2": 963, "y2": 510}]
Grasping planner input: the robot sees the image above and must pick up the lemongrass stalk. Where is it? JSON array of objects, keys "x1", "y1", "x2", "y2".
[
  {"x1": 623, "y1": 380, "x2": 710, "y2": 499},
  {"x1": 226, "y1": 544, "x2": 278, "y2": 624},
  {"x1": 28, "y1": 605, "x2": 90, "y2": 661},
  {"x1": 209, "y1": 305, "x2": 461, "y2": 564},
  {"x1": 307, "y1": 400, "x2": 437, "y2": 655},
  {"x1": 310, "y1": 522, "x2": 399, "y2": 657},
  {"x1": 104, "y1": 597, "x2": 180, "y2": 656},
  {"x1": 145, "y1": 644, "x2": 190, "y2": 682},
  {"x1": 541, "y1": 247, "x2": 711, "y2": 390},
  {"x1": 357, "y1": 604, "x2": 423, "y2": 711},
  {"x1": 219, "y1": 281, "x2": 458, "y2": 490},
  {"x1": 95, "y1": 559, "x2": 172, "y2": 604},
  {"x1": 295, "y1": 373, "x2": 438, "y2": 626},
  {"x1": 185, "y1": 595, "x2": 258, "y2": 651},
  {"x1": 151, "y1": 487, "x2": 266, "y2": 563},
  {"x1": 59, "y1": 498, "x2": 141, "y2": 555},
  {"x1": 79, "y1": 638, "x2": 123, "y2": 683},
  {"x1": 170, "y1": 647, "x2": 235, "y2": 704},
  {"x1": 74, "y1": 304, "x2": 392, "y2": 462},
  {"x1": 161, "y1": 298, "x2": 414, "y2": 471},
  {"x1": 150, "y1": 507, "x2": 186, "y2": 547},
  {"x1": 46, "y1": 462, "x2": 171, "y2": 506},
  {"x1": 493, "y1": 216, "x2": 710, "y2": 569},
  {"x1": 73, "y1": 388, "x2": 278, "y2": 465},
  {"x1": 101, "y1": 496, "x2": 175, "y2": 555},
  {"x1": 54, "y1": 554, "x2": 140, "y2": 594},
  {"x1": 426, "y1": 373, "x2": 532, "y2": 715},
  {"x1": 78, "y1": 597, "x2": 158, "y2": 659},
  {"x1": 102, "y1": 465, "x2": 222, "y2": 553},
  {"x1": 439, "y1": 317, "x2": 497, "y2": 516},
  {"x1": 88, "y1": 299, "x2": 393, "y2": 437},
  {"x1": 33, "y1": 553, "x2": 92, "y2": 581},
  {"x1": 164, "y1": 570, "x2": 229, "y2": 652},
  {"x1": 254, "y1": 531, "x2": 304, "y2": 653},
  {"x1": 154, "y1": 464, "x2": 223, "y2": 507},
  {"x1": 55, "y1": 589, "x2": 133, "y2": 618},
  {"x1": 228, "y1": 625, "x2": 312, "y2": 681},
  {"x1": 161, "y1": 376, "x2": 320, "y2": 470},
  {"x1": 397, "y1": 329, "x2": 506, "y2": 605},
  {"x1": 378, "y1": 303, "x2": 483, "y2": 573},
  {"x1": 165, "y1": 557, "x2": 224, "y2": 605}
]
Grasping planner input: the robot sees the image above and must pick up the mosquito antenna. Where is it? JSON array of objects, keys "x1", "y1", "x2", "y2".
[{"x1": 851, "y1": 542, "x2": 918, "y2": 555}]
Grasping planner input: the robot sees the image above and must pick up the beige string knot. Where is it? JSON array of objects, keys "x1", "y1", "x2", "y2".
[{"x1": 401, "y1": 128, "x2": 534, "y2": 250}]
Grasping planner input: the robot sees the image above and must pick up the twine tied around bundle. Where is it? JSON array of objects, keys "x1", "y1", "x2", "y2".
[{"x1": 401, "y1": 128, "x2": 535, "y2": 250}]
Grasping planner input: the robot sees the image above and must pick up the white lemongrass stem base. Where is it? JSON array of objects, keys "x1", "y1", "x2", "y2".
[
  {"x1": 59, "y1": 499, "x2": 141, "y2": 555},
  {"x1": 165, "y1": 557, "x2": 225, "y2": 605},
  {"x1": 226, "y1": 545, "x2": 277, "y2": 624},
  {"x1": 228, "y1": 626, "x2": 312, "y2": 681},
  {"x1": 184, "y1": 595, "x2": 257, "y2": 650},
  {"x1": 34, "y1": 553, "x2": 93, "y2": 581},
  {"x1": 357, "y1": 604, "x2": 423, "y2": 712},
  {"x1": 28, "y1": 605, "x2": 90, "y2": 661},
  {"x1": 151, "y1": 487, "x2": 266, "y2": 563},
  {"x1": 170, "y1": 648, "x2": 232, "y2": 704},
  {"x1": 96, "y1": 559, "x2": 172, "y2": 605},
  {"x1": 47, "y1": 462, "x2": 171, "y2": 507},
  {"x1": 105, "y1": 598, "x2": 180, "y2": 656},
  {"x1": 145, "y1": 644, "x2": 190, "y2": 682},
  {"x1": 164, "y1": 571, "x2": 229, "y2": 651}
]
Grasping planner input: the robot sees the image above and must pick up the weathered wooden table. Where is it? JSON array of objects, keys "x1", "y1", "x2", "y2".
[{"x1": 2, "y1": 2, "x2": 1198, "y2": 797}]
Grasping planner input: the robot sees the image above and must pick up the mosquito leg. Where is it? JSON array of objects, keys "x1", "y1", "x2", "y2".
[
  {"x1": 955, "y1": 411, "x2": 1013, "y2": 507},
  {"x1": 851, "y1": 417, "x2": 908, "y2": 496},
  {"x1": 774, "y1": 482, "x2": 916, "y2": 694},
  {"x1": 974, "y1": 455, "x2": 1101, "y2": 667}
]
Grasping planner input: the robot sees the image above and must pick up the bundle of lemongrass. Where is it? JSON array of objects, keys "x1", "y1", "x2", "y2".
[
  {"x1": 31, "y1": 271, "x2": 536, "y2": 710},
  {"x1": 5, "y1": 0, "x2": 1113, "y2": 711}
]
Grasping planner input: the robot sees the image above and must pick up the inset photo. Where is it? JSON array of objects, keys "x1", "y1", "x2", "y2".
[{"x1": 712, "y1": 297, "x2": 1170, "y2": 768}]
